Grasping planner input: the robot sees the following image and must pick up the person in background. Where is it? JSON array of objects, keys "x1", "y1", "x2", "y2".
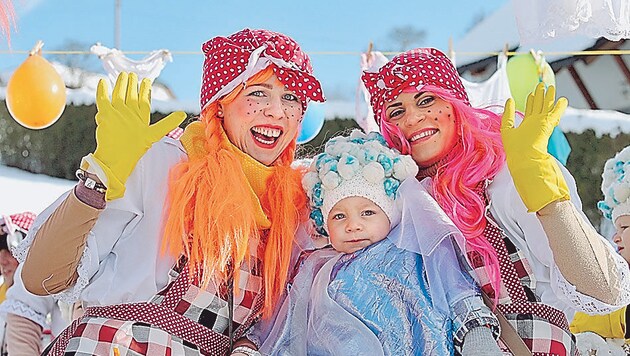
[
  {"x1": 0, "y1": 212, "x2": 72, "y2": 356},
  {"x1": 0, "y1": 213, "x2": 32, "y2": 301}
]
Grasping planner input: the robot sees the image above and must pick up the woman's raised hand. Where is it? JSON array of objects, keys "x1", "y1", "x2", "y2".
[
  {"x1": 500, "y1": 83, "x2": 570, "y2": 212},
  {"x1": 89, "y1": 72, "x2": 187, "y2": 201}
]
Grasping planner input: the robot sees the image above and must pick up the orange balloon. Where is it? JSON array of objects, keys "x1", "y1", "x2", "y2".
[{"x1": 6, "y1": 53, "x2": 66, "y2": 129}]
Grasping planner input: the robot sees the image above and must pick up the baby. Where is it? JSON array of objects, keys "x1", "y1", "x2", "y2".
[{"x1": 257, "y1": 130, "x2": 501, "y2": 355}]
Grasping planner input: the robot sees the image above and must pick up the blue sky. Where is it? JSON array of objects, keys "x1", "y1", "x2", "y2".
[{"x1": 1, "y1": 0, "x2": 508, "y2": 104}]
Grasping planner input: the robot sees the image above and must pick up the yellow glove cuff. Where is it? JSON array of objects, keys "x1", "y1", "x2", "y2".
[
  {"x1": 80, "y1": 153, "x2": 126, "y2": 201},
  {"x1": 507, "y1": 156, "x2": 570, "y2": 213}
]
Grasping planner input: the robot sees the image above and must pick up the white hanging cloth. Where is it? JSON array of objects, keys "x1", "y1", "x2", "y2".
[
  {"x1": 355, "y1": 51, "x2": 389, "y2": 133},
  {"x1": 512, "y1": 0, "x2": 630, "y2": 43},
  {"x1": 461, "y1": 53, "x2": 513, "y2": 109},
  {"x1": 90, "y1": 44, "x2": 173, "y2": 85}
]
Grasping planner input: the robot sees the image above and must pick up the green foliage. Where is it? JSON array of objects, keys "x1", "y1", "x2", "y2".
[
  {"x1": 0, "y1": 103, "x2": 626, "y2": 230},
  {"x1": 0, "y1": 102, "x2": 97, "y2": 179},
  {"x1": 296, "y1": 117, "x2": 360, "y2": 159},
  {"x1": 565, "y1": 130, "x2": 630, "y2": 228},
  {"x1": 0, "y1": 101, "x2": 183, "y2": 179}
]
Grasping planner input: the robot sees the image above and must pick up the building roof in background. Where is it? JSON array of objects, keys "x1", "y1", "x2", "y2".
[
  {"x1": 561, "y1": 107, "x2": 630, "y2": 138},
  {"x1": 453, "y1": 1, "x2": 601, "y2": 70}
]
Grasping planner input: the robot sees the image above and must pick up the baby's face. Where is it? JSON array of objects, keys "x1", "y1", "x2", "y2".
[
  {"x1": 613, "y1": 215, "x2": 630, "y2": 264},
  {"x1": 327, "y1": 196, "x2": 390, "y2": 254}
]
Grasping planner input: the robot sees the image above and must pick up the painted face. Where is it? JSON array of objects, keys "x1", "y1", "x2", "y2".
[
  {"x1": 0, "y1": 248, "x2": 18, "y2": 286},
  {"x1": 613, "y1": 215, "x2": 630, "y2": 264},
  {"x1": 384, "y1": 91, "x2": 458, "y2": 168},
  {"x1": 221, "y1": 75, "x2": 304, "y2": 166},
  {"x1": 326, "y1": 196, "x2": 391, "y2": 254}
]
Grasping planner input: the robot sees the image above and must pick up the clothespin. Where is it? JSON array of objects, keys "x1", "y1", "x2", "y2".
[
  {"x1": 366, "y1": 41, "x2": 373, "y2": 62},
  {"x1": 529, "y1": 49, "x2": 546, "y2": 86},
  {"x1": 29, "y1": 40, "x2": 44, "y2": 56},
  {"x1": 503, "y1": 43, "x2": 509, "y2": 57},
  {"x1": 448, "y1": 37, "x2": 454, "y2": 59}
]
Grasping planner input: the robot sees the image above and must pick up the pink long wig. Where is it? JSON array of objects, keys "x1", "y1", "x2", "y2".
[
  {"x1": 380, "y1": 85, "x2": 505, "y2": 302},
  {"x1": 0, "y1": 0, "x2": 15, "y2": 44}
]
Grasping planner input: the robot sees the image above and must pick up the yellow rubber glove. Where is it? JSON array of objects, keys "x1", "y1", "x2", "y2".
[
  {"x1": 85, "y1": 72, "x2": 186, "y2": 201},
  {"x1": 501, "y1": 83, "x2": 570, "y2": 212},
  {"x1": 570, "y1": 307, "x2": 627, "y2": 339}
]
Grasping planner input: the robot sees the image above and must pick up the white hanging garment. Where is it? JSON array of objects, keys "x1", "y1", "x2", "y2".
[
  {"x1": 461, "y1": 53, "x2": 512, "y2": 108},
  {"x1": 512, "y1": 0, "x2": 630, "y2": 42},
  {"x1": 90, "y1": 44, "x2": 173, "y2": 85},
  {"x1": 356, "y1": 51, "x2": 389, "y2": 133}
]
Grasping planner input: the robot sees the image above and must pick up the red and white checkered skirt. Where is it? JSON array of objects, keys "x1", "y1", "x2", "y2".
[{"x1": 44, "y1": 255, "x2": 264, "y2": 356}]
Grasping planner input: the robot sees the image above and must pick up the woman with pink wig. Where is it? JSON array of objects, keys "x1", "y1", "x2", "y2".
[{"x1": 362, "y1": 48, "x2": 630, "y2": 355}]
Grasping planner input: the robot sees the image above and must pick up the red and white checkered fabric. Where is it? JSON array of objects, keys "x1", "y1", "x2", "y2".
[
  {"x1": 467, "y1": 185, "x2": 577, "y2": 355},
  {"x1": 1, "y1": 211, "x2": 36, "y2": 234},
  {"x1": 166, "y1": 127, "x2": 184, "y2": 140},
  {"x1": 200, "y1": 28, "x2": 325, "y2": 112},
  {"x1": 361, "y1": 48, "x2": 470, "y2": 123},
  {"x1": 45, "y1": 255, "x2": 264, "y2": 356}
]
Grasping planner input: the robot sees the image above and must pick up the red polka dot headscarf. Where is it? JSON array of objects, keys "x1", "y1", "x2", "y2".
[
  {"x1": 0, "y1": 212, "x2": 36, "y2": 234},
  {"x1": 1, "y1": 212, "x2": 36, "y2": 250},
  {"x1": 361, "y1": 48, "x2": 470, "y2": 123},
  {"x1": 200, "y1": 28, "x2": 325, "y2": 112}
]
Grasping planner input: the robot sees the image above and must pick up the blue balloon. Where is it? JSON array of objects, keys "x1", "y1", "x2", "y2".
[{"x1": 297, "y1": 103, "x2": 325, "y2": 144}]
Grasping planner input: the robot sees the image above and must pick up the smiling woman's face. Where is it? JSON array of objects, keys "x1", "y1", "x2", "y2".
[
  {"x1": 384, "y1": 91, "x2": 458, "y2": 168},
  {"x1": 221, "y1": 74, "x2": 303, "y2": 166}
]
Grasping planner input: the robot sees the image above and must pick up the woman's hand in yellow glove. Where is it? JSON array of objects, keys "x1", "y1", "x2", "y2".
[
  {"x1": 89, "y1": 72, "x2": 187, "y2": 201},
  {"x1": 500, "y1": 83, "x2": 570, "y2": 212}
]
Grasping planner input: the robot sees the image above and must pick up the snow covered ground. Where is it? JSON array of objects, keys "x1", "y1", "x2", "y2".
[{"x1": 0, "y1": 164, "x2": 73, "y2": 216}]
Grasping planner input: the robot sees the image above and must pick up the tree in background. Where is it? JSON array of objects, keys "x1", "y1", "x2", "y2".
[{"x1": 386, "y1": 25, "x2": 425, "y2": 52}]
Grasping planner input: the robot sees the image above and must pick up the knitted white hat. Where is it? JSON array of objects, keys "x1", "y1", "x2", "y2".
[
  {"x1": 599, "y1": 146, "x2": 630, "y2": 222},
  {"x1": 302, "y1": 130, "x2": 418, "y2": 235},
  {"x1": 321, "y1": 170, "x2": 399, "y2": 230}
]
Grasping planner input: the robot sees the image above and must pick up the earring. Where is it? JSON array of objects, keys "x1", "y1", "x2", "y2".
[{"x1": 217, "y1": 110, "x2": 223, "y2": 118}]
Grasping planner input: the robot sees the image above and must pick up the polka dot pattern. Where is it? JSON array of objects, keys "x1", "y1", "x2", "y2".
[
  {"x1": 361, "y1": 48, "x2": 470, "y2": 123},
  {"x1": 2, "y1": 211, "x2": 36, "y2": 233},
  {"x1": 47, "y1": 256, "x2": 266, "y2": 355},
  {"x1": 200, "y1": 28, "x2": 325, "y2": 112},
  {"x1": 480, "y1": 188, "x2": 570, "y2": 331}
]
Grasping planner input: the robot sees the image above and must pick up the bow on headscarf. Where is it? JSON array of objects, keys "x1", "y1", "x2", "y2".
[
  {"x1": 200, "y1": 28, "x2": 325, "y2": 112},
  {"x1": 361, "y1": 48, "x2": 469, "y2": 122}
]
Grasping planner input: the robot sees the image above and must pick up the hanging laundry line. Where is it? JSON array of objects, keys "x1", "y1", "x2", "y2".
[{"x1": 1, "y1": 50, "x2": 630, "y2": 56}]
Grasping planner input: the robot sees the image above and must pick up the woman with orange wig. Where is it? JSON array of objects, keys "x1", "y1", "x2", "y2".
[{"x1": 17, "y1": 28, "x2": 324, "y2": 356}]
